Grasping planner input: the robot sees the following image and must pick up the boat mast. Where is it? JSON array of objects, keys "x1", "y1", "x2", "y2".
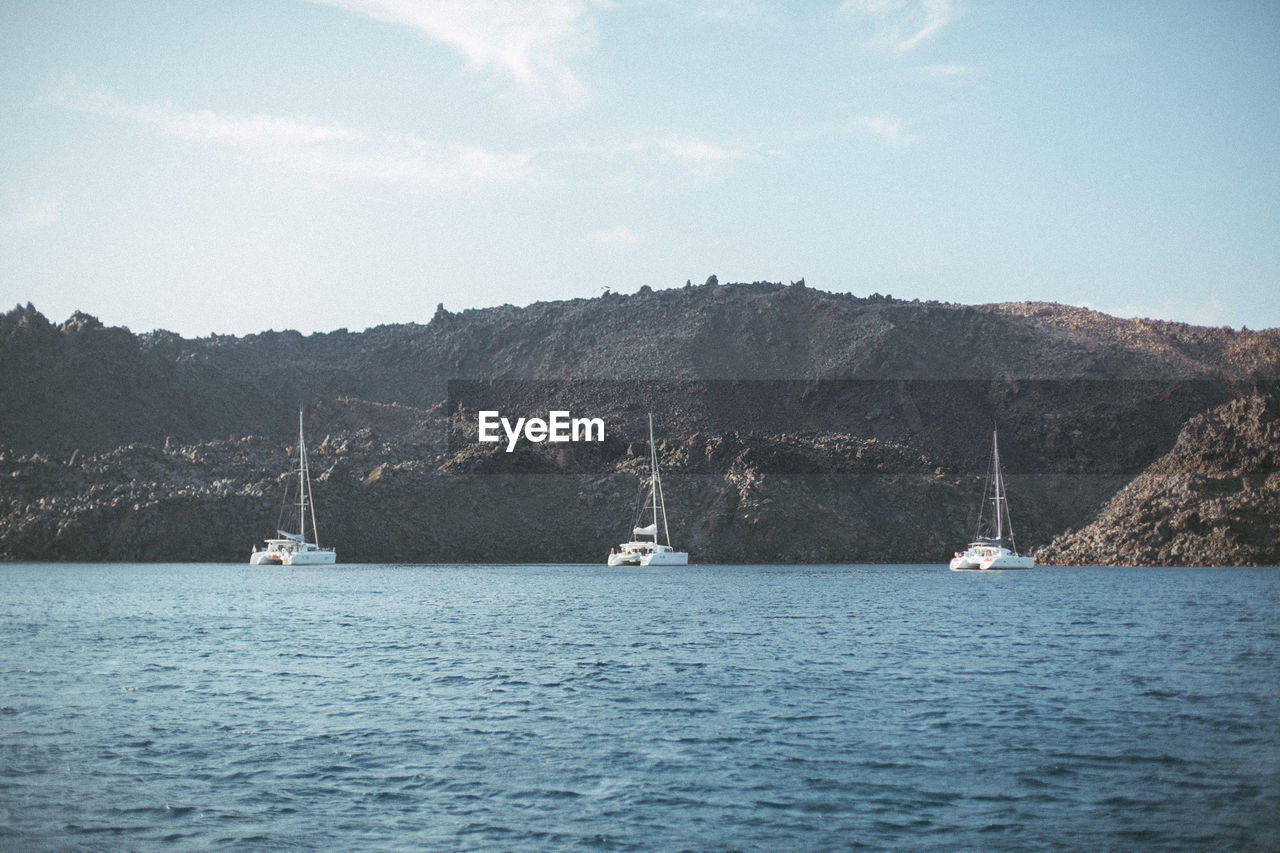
[
  {"x1": 991, "y1": 429, "x2": 1003, "y2": 541},
  {"x1": 648, "y1": 414, "x2": 659, "y2": 543},
  {"x1": 297, "y1": 409, "x2": 322, "y2": 547},
  {"x1": 649, "y1": 414, "x2": 672, "y2": 547},
  {"x1": 297, "y1": 410, "x2": 307, "y2": 541}
]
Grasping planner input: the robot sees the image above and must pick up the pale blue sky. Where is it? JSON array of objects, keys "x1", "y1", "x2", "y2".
[{"x1": 2, "y1": 1, "x2": 1277, "y2": 336}]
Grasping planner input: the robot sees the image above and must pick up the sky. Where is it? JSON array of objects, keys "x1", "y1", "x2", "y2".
[{"x1": 1, "y1": 0, "x2": 1278, "y2": 336}]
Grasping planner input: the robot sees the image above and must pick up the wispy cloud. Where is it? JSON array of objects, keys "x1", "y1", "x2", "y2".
[
  {"x1": 309, "y1": 0, "x2": 597, "y2": 111},
  {"x1": 531, "y1": 131, "x2": 753, "y2": 193},
  {"x1": 590, "y1": 224, "x2": 642, "y2": 246},
  {"x1": 49, "y1": 79, "x2": 757, "y2": 195},
  {"x1": 3, "y1": 192, "x2": 65, "y2": 232},
  {"x1": 839, "y1": 0, "x2": 957, "y2": 54},
  {"x1": 688, "y1": 0, "x2": 780, "y2": 27},
  {"x1": 50, "y1": 82, "x2": 531, "y2": 189},
  {"x1": 855, "y1": 114, "x2": 910, "y2": 146},
  {"x1": 919, "y1": 62, "x2": 968, "y2": 81},
  {"x1": 622, "y1": 134, "x2": 751, "y2": 185}
]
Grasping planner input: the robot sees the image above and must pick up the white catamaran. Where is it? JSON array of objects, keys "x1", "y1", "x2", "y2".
[
  {"x1": 250, "y1": 410, "x2": 337, "y2": 566},
  {"x1": 949, "y1": 429, "x2": 1034, "y2": 571},
  {"x1": 608, "y1": 414, "x2": 689, "y2": 567}
]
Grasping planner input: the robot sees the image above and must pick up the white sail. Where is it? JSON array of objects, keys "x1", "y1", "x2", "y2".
[{"x1": 633, "y1": 523, "x2": 658, "y2": 536}]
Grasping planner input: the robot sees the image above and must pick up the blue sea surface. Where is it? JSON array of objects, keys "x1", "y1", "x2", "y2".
[{"x1": 1, "y1": 562, "x2": 1278, "y2": 851}]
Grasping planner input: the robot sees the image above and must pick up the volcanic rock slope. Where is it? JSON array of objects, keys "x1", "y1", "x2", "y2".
[
  {"x1": 2, "y1": 281, "x2": 1277, "y2": 563},
  {"x1": 1035, "y1": 393, "x2": 1280, "y2": 566}
]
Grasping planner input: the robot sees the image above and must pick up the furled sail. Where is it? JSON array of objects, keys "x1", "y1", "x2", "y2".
[{"x1": 633, "y1": 523, "x2": 657, "y2": 536}]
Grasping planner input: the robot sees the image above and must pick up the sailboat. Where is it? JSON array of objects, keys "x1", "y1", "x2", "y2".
[
  {"x1": 949, "y1": 429, "x2": 1034, "y2": 571},
  {"x1": 250, "y1": 409, "x2": 337, "y2": 566},
  {"x1": 607, "y1": 414, "x2": 689, "y2": 566}
]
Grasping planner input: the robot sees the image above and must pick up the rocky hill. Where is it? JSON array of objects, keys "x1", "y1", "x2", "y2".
[
  {"x1": 1034, "y1": 393, "x2": 1280, "y2": 565},
  {"x1": 2, "y1": 281, "x2": 1278, "y2": 563}
]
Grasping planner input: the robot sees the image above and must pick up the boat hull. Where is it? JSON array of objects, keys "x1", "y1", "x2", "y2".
[
  {"x1": 638, "y1": 550, "x2": 688, "y2": 566},
  {"x1": 284, "y1": 549, "x2": 337, "y2": 566},
  {"x1": 251, "y1": 542, "x2": 337, "y2": 566},
  {"x1": 981, "y1": 554, "x2": 1034, "y2": 570},
  {"x1": 949, "y1": 556, "x2": 1035, "y2": 571},
  {"x1": 608, "y1": 545, "x2": 688, "y2": 567}
]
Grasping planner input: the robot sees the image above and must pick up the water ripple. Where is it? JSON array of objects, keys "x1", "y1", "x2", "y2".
[{"x1": 1, "y1": 562, "x2": 1278, "y2": 850}]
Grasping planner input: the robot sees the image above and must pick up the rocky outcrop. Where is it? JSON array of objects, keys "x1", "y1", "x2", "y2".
[
  {"x1": 2, "y1": 282, "x2": 1279, "y2": 563},
  {"x1": 1034, "y1": 394, "x2": 1280, "y2": 565},
  {"x1": 5, "y1": 287, "x2": 1275, "y2": 456}
]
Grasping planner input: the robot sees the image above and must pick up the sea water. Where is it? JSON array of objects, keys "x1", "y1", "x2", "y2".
[{"x1": 1, "y1": 562, "x2": 1277, "y2": 851}]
